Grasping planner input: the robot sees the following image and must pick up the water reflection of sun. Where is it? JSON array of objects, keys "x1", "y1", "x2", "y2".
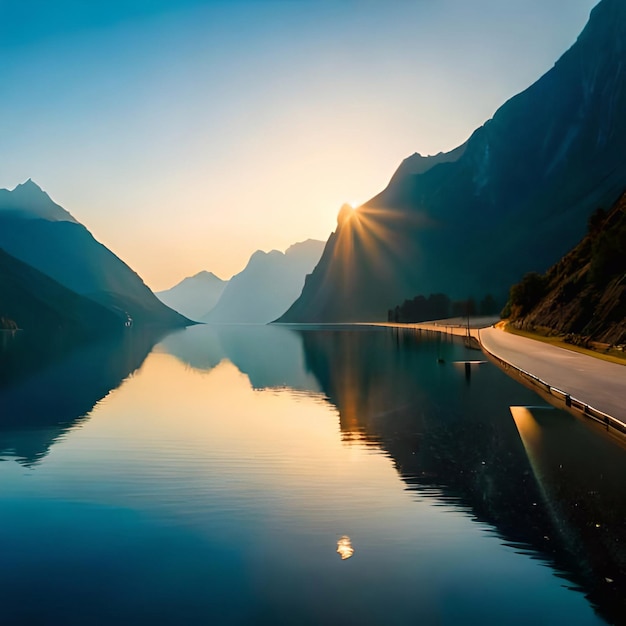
[{"x1": 337, "y1": 535, "x2": 355, "y2": 560}]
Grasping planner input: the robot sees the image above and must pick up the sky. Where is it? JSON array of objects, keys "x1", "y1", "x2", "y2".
[{"x1": 0, "y1": 0, "x2": 600, "y2": 290}]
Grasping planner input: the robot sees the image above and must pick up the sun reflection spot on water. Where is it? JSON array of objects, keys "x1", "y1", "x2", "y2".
[{"x1": 337, "y1": 535, "x2": 355, "y2": 560}]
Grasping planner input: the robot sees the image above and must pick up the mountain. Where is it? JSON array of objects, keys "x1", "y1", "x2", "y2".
[
  {"x1": 0, "y1": 248, "x2": 124, "y2": 337},
  {"x1": 278, "y1": 0, "x2": 626, "y2": 322},
  {"x1": 505, "y1": 191, "x2": 626, "y2": 346},
  {"x1": 0, "y1": 178, "x2": 78, "y2": 223},
  {"x1": 0, "y1": 180, "x2": 189, "y2": 327},
  {"x1": 387, "y1": 143, "x2": 467, "y2": 185},
  {"x1": 202, "y1": 239, "x2": 325, "y2": 324},
  {"x1": 156, "y1": 271, "x2": 227, "y2": 321}
]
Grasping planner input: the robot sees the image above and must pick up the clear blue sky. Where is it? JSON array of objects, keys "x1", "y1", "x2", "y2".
[{"x1": 0, "y1": 0, "x2": 599, "y2": 289}]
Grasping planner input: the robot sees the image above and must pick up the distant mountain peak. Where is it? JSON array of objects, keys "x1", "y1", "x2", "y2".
[
  {"x1": 247, "y1": 249, "x2": 283, "y2": 264},
  {"x1": 285, "y1": 239, "x2": 326, "y2": 256},
  {"x1": 0, "y1": 179, "x2": 78, "y2": 223},
  {"x1": 202, "y1": 238, "x2": 325, "y2": 324},
  {"x1": 156, "y1": 269, "x2": 228, "y2": 321},
  {"x1": 190, "y1": 270, "x2": 225, "y2": 282},
  {"x1": 12, "y1": 178, "x2": 49, "y2": 197},
  {"x1": 15, "y1": 178, "x2": 41, "y2": 191}
]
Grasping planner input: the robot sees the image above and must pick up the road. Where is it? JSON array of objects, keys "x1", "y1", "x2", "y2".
[
  {"x1": 366, "y1": 320, "x2": 624, "y2": 426},
  {"x1": 479, "y1": 326, "x2": 626, "y2": 426}
]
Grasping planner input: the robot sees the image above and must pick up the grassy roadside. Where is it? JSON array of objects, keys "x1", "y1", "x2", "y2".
[{"x1": 501, "y1": 321, "x2": 626, "y2": 366}]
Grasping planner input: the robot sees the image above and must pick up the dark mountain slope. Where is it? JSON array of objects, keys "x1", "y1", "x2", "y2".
[
  {"x1": 0, "y1": 181, "x2": 189, "y2": 327},
  {"x1": 506, "y1": 191, "x2": 626, "y2": 346},
  {"x1": 0, "y1": 248, "x2": 124, "y2": 337},
  {"x1": 279, "y1": 0, "x2": 626, "y2": 322},
  {"x1": 387, "y1": 142, "x2": 467, "y2": 186}
]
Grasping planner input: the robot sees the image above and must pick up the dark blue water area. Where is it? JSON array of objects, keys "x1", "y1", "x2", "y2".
[
  {"x1": 0, "y1": 499, "x2": 252, "y2": 625},
  {"x1": 0, "y1": 325, "x2": 623, "y2": 625},
  {"x1": 0, "y1": 497, "x2": 601, "y2": 626}
]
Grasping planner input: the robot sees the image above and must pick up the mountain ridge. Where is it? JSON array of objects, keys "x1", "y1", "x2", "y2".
[
  {"x1": 0, "y1": 179, "x2": 77, "y2": 223},
  {"x1": 203, "y1": 239, "x2": 325, "y2": 324},
  {"x1": 278, "y1": 0, "x2": 626, "y2": 322},
  {"x1": 157, "y1": 270, "x2": 228, "y2": 321},
  {"x1": 0, "y1": 181, "x2": 190, "y2": 328}
]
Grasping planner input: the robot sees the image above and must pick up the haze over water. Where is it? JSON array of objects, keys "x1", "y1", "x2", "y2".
[{"x1": 0, "y1": 325, "x2": 623, "y2": 624}]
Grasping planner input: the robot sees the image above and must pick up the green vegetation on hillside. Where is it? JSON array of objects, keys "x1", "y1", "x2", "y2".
[{"x1": 503, "y1": 192, "x2": 626, "y2": 348}]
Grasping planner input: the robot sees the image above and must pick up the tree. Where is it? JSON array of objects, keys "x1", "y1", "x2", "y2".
[
  {"x1": 508, "y1": 272, "x2": 547, "y2": 317},
  {"x1": 390, "y1": 293, "x2": 451, "y2": 323}
]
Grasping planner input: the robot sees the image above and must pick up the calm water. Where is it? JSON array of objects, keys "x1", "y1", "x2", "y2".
[{"x1": 0, "y1": 324, "x2": 625, "y2": 625}]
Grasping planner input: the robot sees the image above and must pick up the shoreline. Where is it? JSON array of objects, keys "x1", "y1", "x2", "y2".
[{"x1": 363, "y1": 320, "x2": 626, "y2": 439}]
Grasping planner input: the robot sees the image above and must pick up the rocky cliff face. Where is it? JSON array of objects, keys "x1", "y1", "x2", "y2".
[
  {"x1": 279, "y1": 0, "x2": 626, "y2": 322},
  {"x1": 509, "y1": 191, "x2": 626, "y2": 346}
]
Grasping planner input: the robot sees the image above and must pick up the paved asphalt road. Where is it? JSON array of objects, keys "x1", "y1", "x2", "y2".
[{"x1": 479, "y1": 327, "x2": 626, "y2": 426}]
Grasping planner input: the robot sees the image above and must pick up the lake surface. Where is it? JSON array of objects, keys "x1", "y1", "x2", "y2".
[{"x1": 0, "y1": 324, "x2": 625, "y2": 625}]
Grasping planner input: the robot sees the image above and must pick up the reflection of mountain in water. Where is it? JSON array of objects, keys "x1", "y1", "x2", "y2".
[
  {"x1": 296, "y1": 327, "x2": 626, "y2": 625},
  {"x1": 0, "y1": 330, "x2": 161, "y2": 466},
  {"x1": 158, "y1": 325, "x2": 321, "y2": 392},
  {"x1": 6, "y1": 322, "x2": 624, "y2": 620},
  {"x1": 157, "y1": 325, "x2": 225, "y2": 371}
]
